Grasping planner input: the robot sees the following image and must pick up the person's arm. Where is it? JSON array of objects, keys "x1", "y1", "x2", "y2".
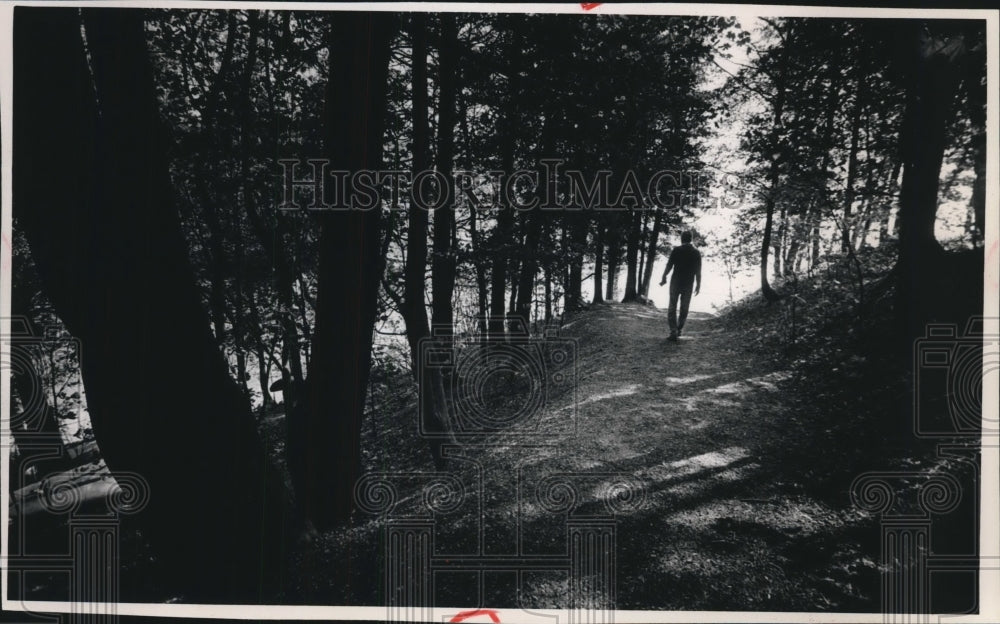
[
  {"x1": 660, "y1": 250, "x2": 675, "y2": 286},
  {"x1": 694, "y1": 251, "x2": 702, "y2": 295}
]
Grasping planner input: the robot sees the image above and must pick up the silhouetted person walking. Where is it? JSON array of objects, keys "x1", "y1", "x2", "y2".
[{"x1": 660, "y1": 231, "x2": 702, "y2": 341}]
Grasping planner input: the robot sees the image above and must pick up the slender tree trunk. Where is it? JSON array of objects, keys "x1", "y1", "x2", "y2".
[
  {"x1": 774, "y1": 202, "x2": 787, "y2": 279},
  {"x1": 399, "y1": 14, "x2": 451, "y2": 469},
  {"x1": 514, "y1": 107, "x2": 554, "y2": 324},
  {"x1": 842, "y1": 73, "x2": 864, "y2": 252},
  {"x1": 239, "y1": 12, "x2": 303, "y2": 398},
  {"x1": 457, "y1": 90, "x2": 489, "y2": 335},
  {"x1": 636, "y1": 210, "x2": 650, "y2": 293},
  {"x1": 605, "y1": 224, "x2": 621, "y2": 301},
  {"x1": 488, "y1": 18, "x2": 521, "y2": 337},
  {"x1": 640, "y1": 209, "x2": 663, "y2": 297},
  {"x1": 592, "y1": 224, "x2": 605, "y2": 304},
  {"x1": 544, "y1": 263, "x2": 553, "y2": 322},
  {"x1": 760, "y1": 44, "x2": 786, "y2": 303},
  {"x1": 965, "y1": 71, "x2": 987, "y2": 244},
  {"x1": 879, "y1": 158, "x2": 903, "y2": 245},
  {"x1": 515, "y1": 210, "x2": 543, "y2": 324},
  {"x1": 194, "y1": 13, "x2": 240, "y2": 350},
  {"x1": 560, "y1": 219, "x2": 582, "y2": 312},
  {"x1": 622, "y1": 210, "x2": 642, "y2": 302},
  {"x1": 469, "y1": 203, "x2": 490, "y2": 334}
]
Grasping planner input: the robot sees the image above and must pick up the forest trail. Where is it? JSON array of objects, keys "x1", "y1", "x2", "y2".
[
  {"x1": 333, "y1": 302, "x2": 886, "y2": 611},
  {"x1": 508, "y1": 302, "x2": 874, "y2": 610}
]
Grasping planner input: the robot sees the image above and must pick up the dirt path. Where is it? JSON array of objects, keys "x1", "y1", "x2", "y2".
[
  {"x1": 314, "y1": 302, "x2": 885, "y2": 610},
  {"x1": 502, "y1": 303, "x2": 876, "y2": 610}
]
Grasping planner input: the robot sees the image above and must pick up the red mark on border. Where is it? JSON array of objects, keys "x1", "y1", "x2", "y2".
[
  {"x1": 450, "y1": 609, "x2": 501, "y2": 623},
  {"x1": 581, "y1": 3, "x2": 602, "y2": 10}
]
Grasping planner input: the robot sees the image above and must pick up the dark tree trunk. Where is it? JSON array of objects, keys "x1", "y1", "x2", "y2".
[
  {"x1": 760, "y1": 61, "x2": 785, "y2": 302},
  {"x1": 774, "y1": 202, "x2": 787, "y2": 279},
  {"x1": 897, "y1": 24, "x2": 966, "y2": 268},
  {"x1": 508, "y1": 230, "x2": 521, "y2": 322},
  {"x1": 878, "y1": 160, "x2": 900, "y2": 245},
  {"x1": 636, "y1": 210, "x2": 650, "y2": 292},
  {"x1": 514, "y1": 106, "x2": 555, "y2": 325},
  {"x1": 14, "y1": 7, "x2": 294, "y2": 600},
  {"x1": 515, "y1": 212, "x2": 543, "y2": 325},
  {"x1": 544, "y1": 263, "x2": 553, "y2": 323},
  {"x1": 894, "y1": 22, "x2": 975, "y2": 348},
  {"x1": 194, "y1": 14, "x2": 240, "y2": 350},
  {"x1": 842, "y1": 73, "x2": 864, "y2": 252},
  {"x1": 562, "y1": 217, "x2": 586, "y2": 312},
  {"x1": 300, "y1": 11, "x2": 397, "y2": 526},
  {"x1": 432, "y1": 13, "x2": 459, "y2": 337},
  {"x1": 399, "y1": 14, "x2": 452, "y2": 469},
  {"x1": 605, "y1": 223, "x2": 622, "y2": 301},
  {"x1": 459, "y1": 90, "x2": 490, "y2": 335},
  {"x1": 785, "y1": 236, "x2": 801, "y2": 275},
  {"x1": 257, "y1": 344, "x2": 271, "y2": 408},
  {"x1": 761, "y1": 189, "x2": 783, "y2": 301},
  {"x1": 640, "y1": 209, "x2": 664, "y2": 298},
  {"x1": 238, "y1": 12, "x2": 303, "y2": 398},
  {"x1": 592, "y1": 224, "x2": 605, "y2": 304},
  {"x1": 622, "y1": 211, "x2": 642, "y2": 302},
  {"x1": 488, "y1": 24, "x2": 521, "y2": 336},
  {"x1": 469, "y1": 201, "x2": 490, "y2": 334},
  {"x1": 964, "y1": 61, "x2": 987, "y2": 244}
]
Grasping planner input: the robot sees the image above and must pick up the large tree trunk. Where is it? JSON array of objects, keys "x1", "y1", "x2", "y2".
[
  {"x1": 399, "y1": 14, "x2": 452, "y2": 469},
  {"x1": 897, "y1": 25, "x2": 966, "y2": 267},
  {"x1": 14, "y1": 7, "x2": 295, "y2": 601},
  {"x1": 431, "y1": 13, "x2": 459, "y2": 337},
  {"x1": 299, "y1": 11, "x2": 397, "y2": 526},
  {"x1": 895, "y1": 22, "x2": 973, "y2": 341}
]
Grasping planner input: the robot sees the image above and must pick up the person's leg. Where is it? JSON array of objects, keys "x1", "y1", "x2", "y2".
[
  {"x1": 677, "y1": 288, "x2": 692, "y2": 335},
  {"x1": 667, "y1": 282, "x2": 680, "y2": 337}
]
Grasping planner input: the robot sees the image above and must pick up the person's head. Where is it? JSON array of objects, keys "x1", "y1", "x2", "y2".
[{"x1": 680, "y1": 231, "x2": 692, "y2": 244}]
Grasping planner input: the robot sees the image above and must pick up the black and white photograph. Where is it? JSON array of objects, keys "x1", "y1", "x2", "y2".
[{"x1": 1, "y1": 2, "x2": 997, "y2": 622}]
